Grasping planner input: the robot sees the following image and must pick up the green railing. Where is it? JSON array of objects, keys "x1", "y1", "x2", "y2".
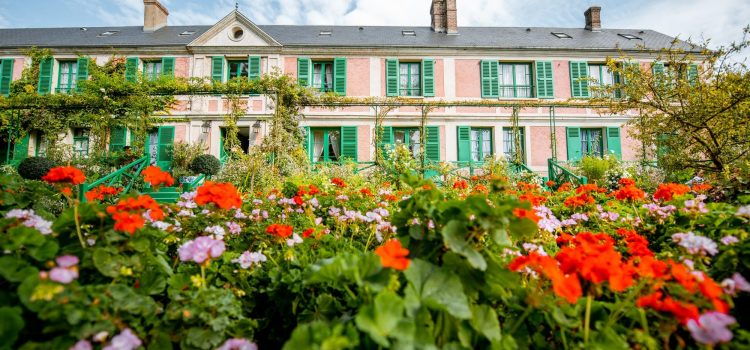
[
  {"x1": 79, "y1": 155, "x2": 149, "y2": 202},
  {"x1": 547, "y1": 158, "x2": 588, "y2": 186},
  {"x1": 182, "y1": 174, "x2": 206, "y2": 193}
]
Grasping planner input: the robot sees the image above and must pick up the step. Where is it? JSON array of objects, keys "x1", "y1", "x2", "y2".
[{"x1": 144, "y1": 190, "x2": 182, "y2": 204}]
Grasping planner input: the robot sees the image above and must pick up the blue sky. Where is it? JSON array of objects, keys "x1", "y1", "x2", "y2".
[{"x1": 1, "y1": 0, "x2": 748, "y2": 54}]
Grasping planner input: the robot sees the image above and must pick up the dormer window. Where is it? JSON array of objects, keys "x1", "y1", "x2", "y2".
[
  {"x1": 98, "y1": 30, "x2": 119, "y2": 37},
  {"x1": 319, "y1": 30, "x2": 332, "y2": 36},
  {"x1": 179, "y1": 31, "x2": 196, "y2": 36},
  {"x1": 618, "y1": 33, "x2": 642, "y2": 40},
  {"x1": 402, "y1": 30, "x2": 417, "y2": 37},
  {"x1": 551, "y1": 32, "x2": 572, "y2": 39}
]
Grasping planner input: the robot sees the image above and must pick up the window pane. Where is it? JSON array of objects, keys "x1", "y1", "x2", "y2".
[
  {"x1": 589, "y1": 66, "x2": 602, "y2": 85},
  {"x1": 313, "y1": 130, "x2": 324, "y2": 162},
  {"x1": 409, "y1": 130, "x2": 420, "y2": 157},
  {"x1": 324, "y1": 63, "x2": 333, "y2": 91},
  {"x1": 394, "y1": 130, "x2": 406, "y2": 145},
  {"x1": 328, "y1": 130, "x2": 340, "y2": 162},
  {"x1": 313, "y1": 64, "x2": 322, "y2": 88},
  {"x1": 399, "y1": 64, "x2": 409, "y2": 93},
  {"x1": 481, "y1": 129, "x2": 492, "y2": 158}
]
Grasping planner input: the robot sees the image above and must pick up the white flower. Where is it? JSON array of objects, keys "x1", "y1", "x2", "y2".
[
  {"x1": 233, "y1": 251, "x2": 267, "y2": 269},
  {"x1": 286, "y1": 233, "x2": 303, "y2": 247},
  {"x1": 205, "y1": 225, "x2": 226, "y2": 240},
  {"x1": 672, "y1": 232, "x2": 718, "y2": 256}
]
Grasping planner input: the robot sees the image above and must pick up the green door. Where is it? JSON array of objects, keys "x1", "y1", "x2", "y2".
[{"x1": 156, "y1": 126, "x2": 174, "y2": 171}]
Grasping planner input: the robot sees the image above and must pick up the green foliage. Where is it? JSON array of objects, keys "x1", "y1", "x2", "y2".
[
  {"x1": 600, "y1": 27, "x2": 750, "y2": 174},
  {"x1": 189, "y1": 154, "x2": 221, "y2": 176},
  {"x1": 578, "y1": 155, "x2": 619, "y2": 182},
  {"x1": 172, "y1": 141, "x2": 206, "y2": 179},
  {"x1": 17, "y1": 157, "x2": 55, "y2": 180}
]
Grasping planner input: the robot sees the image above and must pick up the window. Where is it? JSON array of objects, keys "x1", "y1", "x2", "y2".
[
  {"x1": 73, "y1": 128, "x2": 90, "y2": 157},
  {"x1": 227, "y1": 60, "x2": 249, "y2": 80},
  {"x1": 618, "y1": 33, "x2": 641, "y2": 40},
  {"x1": 588, "y1": 64, "x2": 616, "y2": 97},
  {"x1": 311, "y1": 128, "x2": 341, "y2": 163},
  {"x1": 503, "y1": 127, "x2": 526, "y2": 163},
  {"x1": 499, "y1": 63, "x2": 533, "y2": 98},
  {"x1": 143, "y1": 61, "x2": 163, "y2": 80},
  {"x1": 36, "y1": 133, "x2": 48, "y2": 157},
  {"x1": 312, "y1": 62, "x2": 334, "y2": 92},
  {"x1": 470, "y1": 128, "x2": 493, "y2": 162},
  {"x1": 551, "y1": 32, "x2": 572, "y2": 39},
  {"x1": 393, "y1": 127, "x2": 421, "y2": 158},
  {"x1": 399, "y1": 62, "x2": 421, "y2": 97},
  {"x1": 580, "y1": 128, "x2": 603, "y2": 157},
  {"x1": 57, "y1": 61, "x2": 78, "y2": 93}
]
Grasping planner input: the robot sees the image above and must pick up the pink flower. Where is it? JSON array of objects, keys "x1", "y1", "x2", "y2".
[
  {"x1": 49, "y1": 267, "x2": 78, "y2": 284},
  {"x1": 178, "y1": 236, "x2": 225, "y2": 264},
  {"x1": 103, "y1": 328, "x2": 142, "y2": 350},
  {"x1": 56, "y1": 255, "x2": 79, "y2": 268},
  {"x1": 69, "y1": 340, "x2": 92, "y2": 350},
  {"x1": 226, "y1": 221, "x2": 242, "y2": 235},
  {"x1": 687, "y1": 312, "x2": 736, "y2": 345},
  {"x1": 217, "y1": 338, "x2": 258, "y2": 350},
  {"x1": 721, "y1": 273, "x2": 750, "y2": 296}
]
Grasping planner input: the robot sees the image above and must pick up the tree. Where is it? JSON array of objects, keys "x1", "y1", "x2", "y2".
[{"x1": 599, "y1": 26, "x2": 750, "y2": 174}]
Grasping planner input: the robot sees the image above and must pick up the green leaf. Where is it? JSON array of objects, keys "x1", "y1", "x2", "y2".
[
  {"x1": 107, "y1": 284, "x2": 156, "y2": 316},
  {"x1": 470, "y1": 304, "x2": 501, "y2": 342},
  {"x1": 404, "y1": 259, "x2": 471, "y2": 319},
  {"x1": 139, "y1": 267, "x2": 168, "y2": 295},
  {"x1": 93, "y1": 247, "x2": 126, "y2": 278},
  {"x1": 283, "y1": 321, "x2": 358, "y2": 350},
  {"x1": 0, "y1": 256, "x2": 38, "y2": 283},
  {"x1": 442, "y1": 220, "x2": 487, "y2": 271},
  {"x1": 354, "y1": 290, "x2": 405, "y2": 347},
  {"x1": 0, "y1": 307, "x2": 24, "y2": 349},
  {"x1": 26, "y1": 240, "x2": 59, "y2": 262}
]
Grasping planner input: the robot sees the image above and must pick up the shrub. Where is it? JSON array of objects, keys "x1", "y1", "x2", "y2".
[
  {"x1": 17, "y1": 157, "x2": 55, "y2": 180},
  {"x1": 172, "y1": 141, "x2": 206, "y2": 179},
  {"x1": 189, "y1": 154, "x2": 221, "y2": 176},
  {"x1": 578, "y1": 155, "x2": 618, "y2": 182}
]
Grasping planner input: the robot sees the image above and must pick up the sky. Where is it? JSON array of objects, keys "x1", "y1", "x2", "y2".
[{"x1": 0, "y1": 0, "x2": 748, "y2": 58}]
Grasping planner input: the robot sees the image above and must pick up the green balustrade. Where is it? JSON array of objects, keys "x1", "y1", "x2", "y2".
[
  {"x1": 78, "y1": 155, "x2": 149, "y2": 202},
  {"x1": 547, "y1": 158, "x2": 588, "y2": 187}
]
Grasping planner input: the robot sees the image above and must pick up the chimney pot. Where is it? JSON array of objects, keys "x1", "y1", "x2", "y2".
[
  {"x1": 585, "y1": 6, "x2": 601, "y2": 32},
  {"x1": 144, "y1": 0, "x2": 169, "y2": 32}
]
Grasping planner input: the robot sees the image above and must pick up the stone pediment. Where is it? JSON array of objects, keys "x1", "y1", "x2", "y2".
[{"x1": 188, "y1": 10, "x2": 280, "y2": 47}]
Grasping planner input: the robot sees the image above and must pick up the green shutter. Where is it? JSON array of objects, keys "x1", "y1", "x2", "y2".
[
  {"x1": 211, "y1": 57, "x2": 224, "y2": 83},
  {"x1": 297, "y1": 57, "x2": 311, "y2": 87},
  {"x1": 687, "y1": 64, "x2": 699, "y2": 86},
  {"x1": 161, "y1": 57, "x2": 175, "y2": 77},
  {"x1": 219, "y1": 129, "x2": 227, "y2": 161},
  {"x1": 566, "y1": 127, "x2": 582, "y2": 162},
  {"x1": 377, "y1": 126, "x2": 394, "y2": 159},
  {"x1": 385, "y1": 59, "x2": 399, "y2": 97},
  {"x1": 535, "y1": 61, "x2": 554, "y2": 98},
  {"x1": 333, "y1": 57, "x2": 347, "y2": 96},
  {"x1": 425, "y1": 126, "x2": 440, "y2": 162},
  {"x1": 248, "y1": 56, "x2": 261, "y2": 81},
  {"x1": 422, "y1": 59, "x2": 435, "y2": 97},
  {"x1": 480, "y1": 60, "x2": 498, "y2": 98},
  {"x1": 0, "y1": 59, "x2": 13, "y2": 96},
  {"x1": 569, "y1": 61, "x2": 589, "y2": 98},
  {"x1": 37, "y1": 57, "x2": 53, "y2": 95},
  {"x1": 606, "y1": 127, "x2": 622, "y2": 159},
  {"x1": 11, "y1": 135, "x2": 30, "y2": 166},
  {"x1": 651, "y1": 62, "x2": 665, "y2": 76},
  {"x1": 76, "y1": 57, "x2": 89, "y2": 92},
  {"x1": 156, "y1": 126, "x2": 175, "y2": 171},
  {"x1": 304, "y1": 126, "x2": 312, "y2": 162},
  {"x1": 340, "y1": 126, "x2": 358, "y2": 161},
  {"x1": 657, "y1": 133, "x2": 670, "y2": 159},
  {"x1": 109, "y1": 127, "x2": 127, "y2": 152},
  {"x1": 457, "y1": 126, "x2": 471, "y2": 162},
  {"x1": 125, "y1": 57, "x2": 139, "y2": 82}
]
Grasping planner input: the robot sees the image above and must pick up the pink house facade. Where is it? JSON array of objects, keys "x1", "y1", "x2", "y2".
[{"x1": 0, "y1": 0, "x2": 699, "y2": 174}]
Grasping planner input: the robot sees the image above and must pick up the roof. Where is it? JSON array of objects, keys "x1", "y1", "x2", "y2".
[{"x1": 0, "y1": 23, "x2": 699, "y2": 52}]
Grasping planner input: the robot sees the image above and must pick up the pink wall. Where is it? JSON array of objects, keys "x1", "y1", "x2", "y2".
[
  {"x1": 175, "y1": 125, "x2": 187, "y2": 143},
  {"x1": 208, "y1": 100, "x2": 219, "y2": 113},
  {"x1": 358, "y1": 125, "x2": 371, "y2": 162},
  {"x1": 621, "y1": 123, "x2": 642, "y2": 161},
  {"x1": 13, "y1": 58, "x2": 24, "y2": 80},
  {"x1": 284, "y1": 57, "x2": 297, "y2": 79},
  {"x1": 434, "y1": 59, "x2": 445, "y2": 98},
  {"x1": 348, "y1": 58, "x2": 369, "y2": 97},
  {"x1": 529, "y1": 126, "x2": 567, "y2": 166},
  {"x1": 552, "y1": 60, "x2": 571, "y2": 99},
  {"x1": 175, "y1": 58, "x2": 190, "y2": 78},
  {"x1": 455, "y1": 59, "x2": 480, "y2": 98}
]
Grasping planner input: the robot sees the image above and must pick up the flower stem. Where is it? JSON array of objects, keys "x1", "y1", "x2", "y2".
[
  {"x1": 509, "y1": 306, "x2": 532, "y2": 335},
  {"x1": 584, "y1": 295, "x2": 593, "y2": 344},
  {"x1": 73, "y1": 202, "x2": 85, "y2": 248},
  {"x1": 200, "y1": 265, "x2": 206, "y2": 290}
]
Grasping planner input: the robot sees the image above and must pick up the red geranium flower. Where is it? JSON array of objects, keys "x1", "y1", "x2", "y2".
[
  {"x1": 142, "y1": 166, "x2": 175, "y2": 189},
  {"x1": 266, "y1": 224, "x2": 293, "y2": 238},
  {"x1": 513, "y1": 208, "x2": 540, "y2": 223},
  {"x1": 302, "y1": 228, "x2": 315, "y2": 238},
  {"x1": 42, "y1": 166, "x2": 86, "y2": 185},
  {"x1": 331, "y1": 178, "x2": 347, "y2": 188},
  {"x1": 653, "y1": 183, "x2": 691, "y2": 202},
  {"x1": 106, "y1": 195, "x2": 163, "y2": 234},
  {"x1": 375, "y1": 239, "x2": 410, "y2": 271},
  {"x1": 85, "y1": 185, "x2": 121, "y2": 202},
  {"x1": 452, "y1": 180, "x2": 468, "y2": 190},
  {"x1": 195, "y1": 181, "x2": 242, "y2": 209}
]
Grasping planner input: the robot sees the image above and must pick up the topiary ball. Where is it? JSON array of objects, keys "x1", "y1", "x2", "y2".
[
  {"x1": 189, "y1": 154, "x2": 221, "y2": 176},
  {"x1": 17, "y1": 157, "x2": 56, "y2": 180}
]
